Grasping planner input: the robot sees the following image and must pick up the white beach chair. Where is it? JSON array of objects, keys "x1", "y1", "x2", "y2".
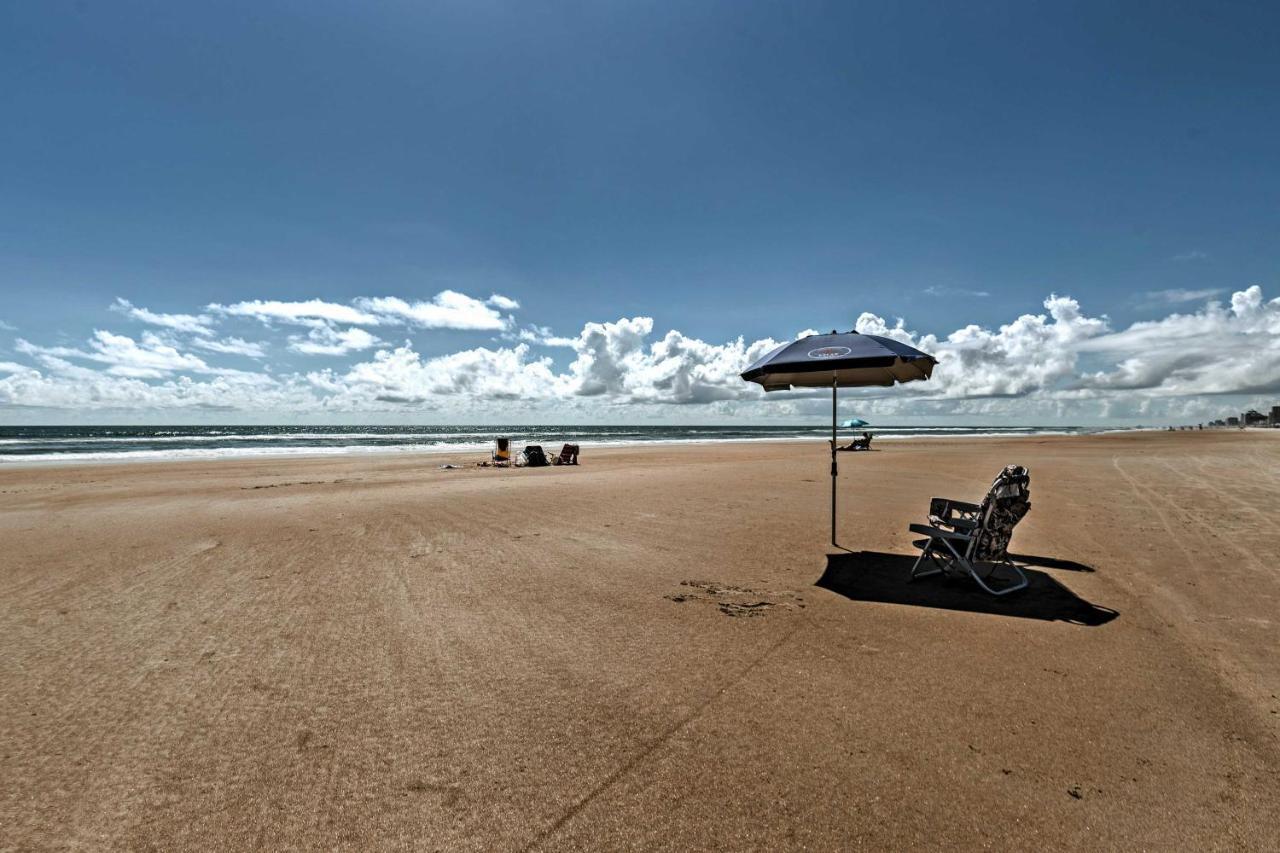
[{"x1": 908, "y1": 465, "x2": 1031, "y2": 595}]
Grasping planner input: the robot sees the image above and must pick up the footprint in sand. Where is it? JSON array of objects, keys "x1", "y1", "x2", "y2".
[
  {"x1": 666, "y1": 580, "x2": 804, "y2": 617},
  {"x1": 404, "y1": 781, "x2": 463, "y2": 808}
]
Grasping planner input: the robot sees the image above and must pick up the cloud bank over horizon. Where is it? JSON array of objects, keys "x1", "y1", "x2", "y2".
[{"x1": 2, "y1": 286, "x2": 1278, "y2": 424}]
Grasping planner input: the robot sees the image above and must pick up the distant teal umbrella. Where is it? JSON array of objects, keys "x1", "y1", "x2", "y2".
[{"x1": 841, "y1": 418, "x2": 870, "y2": 428}]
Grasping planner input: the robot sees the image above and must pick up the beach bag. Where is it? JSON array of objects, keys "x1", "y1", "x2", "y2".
[{"x1": 522, "y1": 445, "x2": 549, "y2": 467}]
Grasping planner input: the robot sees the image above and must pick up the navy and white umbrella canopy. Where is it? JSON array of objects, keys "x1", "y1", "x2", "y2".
[
  {"x1": 741, "y1": 330, "x2": 936, "y2": 391},
  {"x1": 740, "y1": 330, "x2": 938, "y2": 546}
]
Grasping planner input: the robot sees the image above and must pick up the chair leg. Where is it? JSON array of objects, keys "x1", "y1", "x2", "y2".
[
  {"x1": 911, "y1": 536, "x2": 1028, "y2": 595},
  {"x1": 965, "y1": 558, "x2": 1028, "y2": 596},
  {"x1": 910, "y1": 542, "x2": 944, "y2": 581}
]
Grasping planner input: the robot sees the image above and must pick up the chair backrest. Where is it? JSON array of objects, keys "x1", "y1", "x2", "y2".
[
  {"x1": 493, "y1": 437, "x2": 511, "y2": 462},
  {"x1": 973, "y1": 465, "x2": 1031, "y2": 561},
  {"x1": 559, "y1": 443, "x2": 579, "y2": 464},
  {"x1": 523, "y1": 445, "x2": 549, "y2": 467}
]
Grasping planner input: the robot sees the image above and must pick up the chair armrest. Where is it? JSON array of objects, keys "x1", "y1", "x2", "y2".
[
  {"x1": 909, "y1": 523, "x2": 973, "y2": 541},
  {"x1": 927, "y1": 499, "x2": 982, "y2": 533},
  {"x1": 933, "y1": 498, "x2": 980, "y2": 513},
  {"x1": 930, "y1": 515, "x2": 979, "y2": 530}
]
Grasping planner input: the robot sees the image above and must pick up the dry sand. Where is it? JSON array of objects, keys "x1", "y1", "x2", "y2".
[{"x1": 2, "y1": 431, "x2": 1279, "y2": 850}]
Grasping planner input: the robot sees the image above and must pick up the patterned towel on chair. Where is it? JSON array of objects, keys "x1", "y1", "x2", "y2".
[{"x1": 974, "y1": 465, "x2": 1031, "y2": 561}]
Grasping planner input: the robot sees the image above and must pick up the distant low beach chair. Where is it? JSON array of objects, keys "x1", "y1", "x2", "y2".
[
  {"x1": 908, "y1": 464, "x2": 1031, "y2": 595},
  {"x1": 492, "y1": 437, "x2": 512, "y2": 466},
  {"x1": 554, "y1": 443, "x2": 579, "y2": 465},
  {"x1": 834, "y1": 431, "x2": 873, "y2": 452}
]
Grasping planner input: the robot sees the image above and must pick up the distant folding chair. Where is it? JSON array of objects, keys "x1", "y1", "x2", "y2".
[
  {"x1": 908, "y1": 465, "x2": 1031, "y2": 595},
  {"x1": 554, "y1": 443, "x2": 579, "y2": 465},
  {"x1": 492, "y1": 437, "x2": 512, "y2": 467},
  {"x1": 521, "y1": 445, "x2": 549, "y2": 467},
  {"x1": 834, "y1": 432, "x2": 873, "y2": 452}
]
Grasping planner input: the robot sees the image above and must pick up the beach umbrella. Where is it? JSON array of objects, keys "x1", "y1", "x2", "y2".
[
  {"x1": 841, "y1": 418, "x2": 870, "y2": 428},
  {"x1": 740, "y1": 330, "x2": 937, "y2": 546}
]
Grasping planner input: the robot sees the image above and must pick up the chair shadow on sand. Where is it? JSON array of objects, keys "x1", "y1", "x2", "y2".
[
  {"x1": 816, "y1": 551, "x2": 1118, "y2": 627},
  {"x1": 1007, "y1": 553, "x2": 1095, "y2": 573}
]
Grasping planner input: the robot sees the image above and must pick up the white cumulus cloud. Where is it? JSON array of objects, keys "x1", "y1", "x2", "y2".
[
  {"x1": 309, "y1": 342, "x2": 567, "y2": 404},
  {"x1": 564, "y1": 318, "x2": 784, "y2": 404},
  {"x1": 17, "y1": 331, "x2": 212, "y2": 379},
  {"x1": 514, "y1": 325, "x2": 578, "y2": 347},
  {"x1": 208, "y1": 290, "x2": 518, "y2": 333},
  {"x1": 1141, "y1": 287, "x2": 1225, "y2": 304},
  {"x1": 113, "y1": 298, "x2": 216, "y2": 336},
  {"x1": 210, "y1": 298, "x2": 381, "y2": 327},
  {"x1": 289, "y1": 326, "x2": 381, "y2": 356},
  {"x1": 487, "y1": 294, "x2": 520, "y2": 311},
  {"x1": 192, "y1": 337, "x2": 268, "y2": 358},
  {"x1": 354, "y1": 291, "x2": 511, "y2": 330},
  {"x1": 923, "y1": 294, "x2": 1110, "y2": 398},
  {"x1": 1076, "y1": 285, "x2": 1280, "y2": 395},
  {"x1": 4, "y1": 286, "x2": 1279, "y2": 423}
]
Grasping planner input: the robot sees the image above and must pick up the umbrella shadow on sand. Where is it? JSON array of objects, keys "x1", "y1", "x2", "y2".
[{"x1": 816, "y1": 551, "x2": 1118, "y2": 626}]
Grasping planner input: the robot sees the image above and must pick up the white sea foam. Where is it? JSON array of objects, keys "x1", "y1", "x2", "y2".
[
  {"x1": 0, "y1": 442, "x2": 487, "y2": 465},
  {"x1": 0, "y1": 431, "x2": 517, "y2": 446},
  {"x1": 0, "y1": 429, "x2": 1109, "y2": 466}
]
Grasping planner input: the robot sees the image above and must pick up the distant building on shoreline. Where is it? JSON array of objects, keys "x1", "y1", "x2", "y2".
[{"x1": 1189, "y1": 404, "x2": 1278, "y2": 429}]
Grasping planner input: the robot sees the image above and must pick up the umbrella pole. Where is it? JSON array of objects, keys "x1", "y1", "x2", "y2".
[{"x1": 831, "y1": 377, "x2": 837, "y2": 546}]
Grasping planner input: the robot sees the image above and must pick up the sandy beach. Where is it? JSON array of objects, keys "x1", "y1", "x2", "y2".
[{"x1": 2, "y1": 431, "x2": 1278, "y2": 850}]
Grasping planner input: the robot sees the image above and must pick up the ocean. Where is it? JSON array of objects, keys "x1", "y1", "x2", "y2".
[{"x1": 0, "y1": 424, "x2": 1113, "y2": 465}]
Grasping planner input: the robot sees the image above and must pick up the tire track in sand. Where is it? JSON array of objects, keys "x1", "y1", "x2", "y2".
[{"x1": 520, "y1": 619, "x2": 806, "y2": 852}]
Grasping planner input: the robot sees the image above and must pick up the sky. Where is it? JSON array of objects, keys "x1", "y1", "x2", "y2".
[{"x1": 1, "y1": 0, "x2": 1278, "y2": 425}]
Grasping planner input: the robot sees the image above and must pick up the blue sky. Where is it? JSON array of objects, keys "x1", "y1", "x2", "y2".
[{"x1": 1, "y1": 1, "x2": 1278, "y2": 424}]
